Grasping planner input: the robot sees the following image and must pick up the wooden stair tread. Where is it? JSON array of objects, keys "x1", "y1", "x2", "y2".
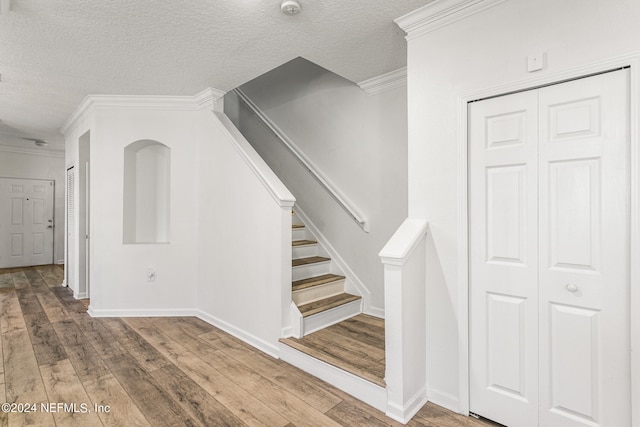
[
  {"x1": 292, "y1": 224, "x2": 305, "y2": 229},
  {"x1": 292, "y1": 239, "x2": 317, "y2": 247},
  {"x1": 298, "y1": 293, "x2": 361, "y2": 318},
  {"x1": 279, "y1": 337, "x2": 385, "y2": 387},
  {"x1": 292, "y1": 274, "x2": 345, "y2": 292},
  {"x1": 292, "y1": 256, "x2": 330, "y2": 267}
]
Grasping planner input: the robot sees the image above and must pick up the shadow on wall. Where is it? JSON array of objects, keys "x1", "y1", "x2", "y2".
[{"x1": 425, "y1": 227, "x2": 459, "y2": 402}]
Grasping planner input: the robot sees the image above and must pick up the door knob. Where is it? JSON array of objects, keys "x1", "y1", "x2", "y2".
[{"x1": 566, "y1": 283, "x2": 578, "y2": 292}]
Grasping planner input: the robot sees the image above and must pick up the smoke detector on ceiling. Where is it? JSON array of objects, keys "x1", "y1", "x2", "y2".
[{"x1": 281, "y1": 0, "x2": 301, "y2": 16}]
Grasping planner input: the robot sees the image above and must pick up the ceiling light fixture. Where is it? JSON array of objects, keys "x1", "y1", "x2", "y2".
[
  {"x1": 281, "y1": 0, "x2": 301, "y2": 16},
  {"x1": 21, "y1": 137, "x2": 48, "y2": 147}
]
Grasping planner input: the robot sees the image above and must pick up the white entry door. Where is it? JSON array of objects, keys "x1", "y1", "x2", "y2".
[
  {"x1": 0, "y1": 178, "x2": 55, "y2": 268},
  {"x1": 469, "y1": 69, "x2": 630, "y2": 427}
]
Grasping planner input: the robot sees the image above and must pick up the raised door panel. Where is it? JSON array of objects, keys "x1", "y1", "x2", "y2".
[
  {"x1": 548, "y1": 159, "x2": 600, "y2": 272},
  {"x1": 486, "y1": 293, "x2": 528, "y2": 400},
  {"x1": 538, "y1": 70, "x2": 630, "y2": 427},
  {"x1": 549, "y1": 304, "x2": 599, "y2": 424},
  {"x1": 486, "y1": 165, "x2": 526, "y2": 265},
  {"x1": 10, "y1": 198, "x2": 23, "y2": 225},
  {"x1": 469, "y1": 90, "x2": 539, "y2": 427}
]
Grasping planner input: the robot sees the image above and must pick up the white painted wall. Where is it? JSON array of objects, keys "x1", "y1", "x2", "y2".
[
  {"x1": 65, "y1": 105, "x2": 200, "y2": 312},
  {"x1": 403, "y1": 0, "x2": 640, "y2": 411},
  {"x1": 63, "y1": 93, "x2": 295, "y2": 356},
  {"x1": 225, "y1": 58, "x2": 408, "y2": 314},
  {"x1": 196, "y1": 111, "x2": 294, "y2": 355},
  {"x1": 0, "y1": 150, "x2": 65, "y2": 264}
]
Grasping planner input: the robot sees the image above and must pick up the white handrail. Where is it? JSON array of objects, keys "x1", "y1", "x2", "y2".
[{"x1": 233, "y1": 88, "x2": 369, "y2": 232}]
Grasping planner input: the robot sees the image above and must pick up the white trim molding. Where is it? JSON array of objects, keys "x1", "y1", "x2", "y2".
[
  {"x1": 358, "y1": 68, "x2": 407, "y2": 96},
  {"x1": 87, "y1": 306, "x2": 281, "y2": 358},
  {"x1": 61, "y1": 87, "x2": 226, "y2": 136},
  {"x1": 395, "y1": 0, "x2": 507, "y2": 40},
  {"x1": 195, "y1": 310, "x2": 280, "y2": 358},
  {"x1": 212, "y1": 111, "x2": 296, "y2": 208},
  {"x1": 87, "y1": 306, "x2": 198, "y2": 318},
  {"x1": 0, "y1": 145, "x2": 64, "y2": 158}
]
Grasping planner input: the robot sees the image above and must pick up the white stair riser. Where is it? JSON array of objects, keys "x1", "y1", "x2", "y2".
[
  {"x1": 293, "y1": 279, "x2": 345, "y2": 306},
  {"x1": 292, "y1": 261, "x2": 331, "y2": 281},
  {"x1": 279, "y1": 343, "x2": 386, "y2": 412},
  {"x1": 292, "y1": 214, "x2": 304, "y2": 227},
  {"x1": 303, "y1": 298, "x2": 362, "y2": 336},
  {"x1": 292, "y1": 244, "x2": 319, "y2": 258},
  {"x1": 292, "y1": 228, "x2": 309, "y2": 241}
]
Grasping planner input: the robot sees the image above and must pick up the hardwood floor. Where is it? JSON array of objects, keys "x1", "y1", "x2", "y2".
[
  {"x1": 0, "y1": 265, "x2": 495, "y2": 426},
  {"x1": 280, "y1": 314, "x2": 386, "y2": 387}
]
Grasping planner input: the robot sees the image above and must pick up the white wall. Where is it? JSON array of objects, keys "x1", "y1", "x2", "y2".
[
  {"x1": 226, "y1": 58, "x2": 408, "y2": 314},
  {"x1": 63, "y1": 94, "x2": 295, "y2": 356},
  {"x1": 404, "y1": 0, "x2": 640, "y2": 410},
  {"x1": 196, "y1": 111, "x2": 294, "y2": 355},
  {"x1": 68, "y1": 106, "x2": 200, "y2": 313},
  {"x1": 0, "y1": 150, "x2": 65, "y2": 264}
]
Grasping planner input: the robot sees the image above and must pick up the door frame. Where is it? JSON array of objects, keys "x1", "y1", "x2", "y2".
[{"x1": 457, "y1": 53, "x2": 640, "y2": 426}]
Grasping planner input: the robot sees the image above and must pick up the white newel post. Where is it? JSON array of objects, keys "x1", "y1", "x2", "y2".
[{"x1": 379, "y1": 218, "x2": 428, "y2": 424}]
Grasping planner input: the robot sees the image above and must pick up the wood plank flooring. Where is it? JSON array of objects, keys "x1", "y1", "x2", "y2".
[
  {"x1": 280, "y1": 314, "x2": 386, "y2": 387},
  {"x1": 0, "y1": 265, "x2": 495, "y2": 426}
]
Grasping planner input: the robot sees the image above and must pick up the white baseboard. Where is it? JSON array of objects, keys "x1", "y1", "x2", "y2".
[
  {"x1": 87, "y1": 307, "x2": 198, "y2": 318},
  {"x1": 279, "y1": 342, "x2": 387, "y2": 412},
  {"x1": 365, "y1": 305, "x2": 385, "y2": 319},
  {"x1": 386, "y1": 386, "x2": 428, "y2": 424},
  {"x1": 84, "y1": 305, "x2": 281, "y2": 358},
  {"x1": 195, "y1": 309, "x2": 280, "y2": 358},
  {"x1": 74, "y1": 292, "x2": 88, "y2": 300},
  {"x1": 56, "y1": 259, "x2": 65, "y2": 265},
  {"x1": 427, "y1": 387, "x2": 461, "y2": 414}
]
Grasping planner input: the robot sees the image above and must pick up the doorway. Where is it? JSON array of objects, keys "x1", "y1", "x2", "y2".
[
  {"x1": 468, "y1": 69, "x2": 631, "y2": 426},
  {"x1": 0, "y1": 177, "x2": 55, "y2": 268}
]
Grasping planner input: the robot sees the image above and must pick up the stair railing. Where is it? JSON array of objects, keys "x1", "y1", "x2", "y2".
[{"x1": 233, "y1": 88, "x2": 369, "y2": 232}]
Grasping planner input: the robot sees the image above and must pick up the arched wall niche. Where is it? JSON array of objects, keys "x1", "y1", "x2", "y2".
[{"x1": 123, "y1": 140, "x2": 171, "y2": 244}]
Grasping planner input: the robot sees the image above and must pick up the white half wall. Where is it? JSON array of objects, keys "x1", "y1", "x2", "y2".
[
  {"x1": 0, "y1": 150, "x2": 65, "y2": 264},
  {"x1": 401, "y1": 0, "x2": 640, "y2": 412},
  {"x1": 196, "y1": 111, "x2": 294, "y2": 356},
  {"x1": 225, "y1": 57, "x2": 408, "y2": 315}
]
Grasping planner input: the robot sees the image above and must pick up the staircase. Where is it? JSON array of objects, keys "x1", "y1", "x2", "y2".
[
  {"x1": 281, "y1": 211, "x2": 386, "y2": 412},
  {"x1": 290, "y1": 211, "x2": 362, "y2": 337}
]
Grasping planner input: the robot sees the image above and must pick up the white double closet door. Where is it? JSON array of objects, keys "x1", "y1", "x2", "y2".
[{"x1": 469, "y1": 69, "x2": 631, "y2": 427}]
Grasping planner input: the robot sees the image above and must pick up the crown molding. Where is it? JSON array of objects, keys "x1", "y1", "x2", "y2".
[
  {"x1": 194, "y1": 87, "x2": 227, "y2": 111},
  {"x1": 358, "y1": 67, "x2": 407, "y2": 95},
  {"x1": 395, "y1": 0, "x2": 507, "y2": 40},
  {"x1": 60, "y1": 87, "x2": 227, "y2": 136},
  {"x1": 0, "y1": 145, "x2": 64, "y2": 158}
]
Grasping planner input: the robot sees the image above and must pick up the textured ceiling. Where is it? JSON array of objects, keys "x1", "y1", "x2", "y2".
[{"x1": 0, "y1": 0, "x2": 430, "y2": 153}]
